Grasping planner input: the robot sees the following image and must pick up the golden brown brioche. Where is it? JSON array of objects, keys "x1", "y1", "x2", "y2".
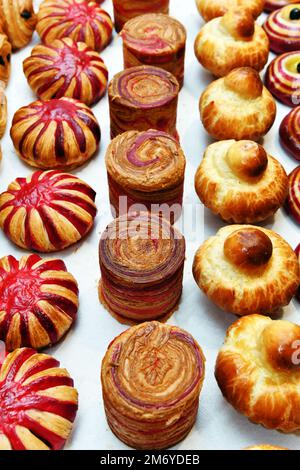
[
  {"x1": 216, "y1": 315, "x2": 300, "y2": 432},
  {"x1": 200, "y1": 67, "x2": 276, "y2": 141},
  {"x1": 195, "y1": 0, "x2": 265, "y2": 21},
  {"x1": 193, "y1": 225, "x2": 300, "y2": 316},
  {"x1": 194, "y1": 10, "x2": 269, "y2": 77},
  {"x1": 195, "y1": 140, "x2": 288, "y2": 223},
  {"x1": 245, "y1": 445, "x2": 288, "y2": 450}
]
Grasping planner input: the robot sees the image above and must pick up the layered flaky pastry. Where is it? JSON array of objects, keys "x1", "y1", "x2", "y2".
[
  {"x1": 0, "y1": 33, "x2": 11, "y2": 86},
  {"x1": 0, "y1": 0, "x2": 36, "y2": 50},
  {"x1": 0, "y1": 86, "x2": 6, "y2": 138},
  {"x1": 195, "y1": 0, "x2": 265, "y2": 21},
  {"x1": 113, "y1": 0, "x2": 169, "y2": 32}
]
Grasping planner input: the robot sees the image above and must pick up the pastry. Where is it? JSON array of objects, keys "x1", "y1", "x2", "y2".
[
  {"x1": 193, "y1": 225, "x2": 300, "y2": 316},
  {"x1": 0, "y1": 0, "x2": 36, "y2": 50},
  {"x1": 215, "y1": 314, "x2": 300, "y2": 432},
  {"x1": 280, "y1": 106, "x2": 300, "y2": 160},
  {"x1": 0, "y1": 254, "x2": 78, "y2": 350},
  {"x1": 194, "y1": 10, "x2": 269, "y2": 77},
  {"x1": 286, "y1": 166, "x2": 300, "y2": 223},
  {"x1": 108, "y1": 66, "x2": 179, "y2": 139},
  {"x1": 11, "y1": 98, "x2": 101, "y2": 170},
  {"x1": 0, "y1": 33, "x2": 11, "y2": 86},
  {"x1": 121, "y1": 14, "x2": 186, "y2": 89},
  {"x1": 263, "y1": 4, "x2": 300, "y2": 54},
  {"x1": 265, "y1": 51, "x2": 300, "y2": 106},
  {"x1": 265, "y1": 0, "x2": 299, "y2": 12},
  {"x1": 200, "y1": 67, "x2": 276, "y2": 141},
  {"x1": 99, "y1": 212, "x2": 185, "y2": 323},
  {"x1": 0, "y1": 347, "x2": 78, "y2": 449},
  {"x1": 105, "y1": 130, "x2": 186, "y2": 222},
  {"x1": 37, "y1": 0, "x2": 113, "y2": 52},
  {"x1": 195, "y1": 140, "x2": 288, "y2": 224},
  {"x1": 23, "y1": 38, "x2": 108, "y2": 106},
  {"x1": 0, "y1": 86, "x2": 6, "y2": 139},
  {"x1": 0, "y1": 170, "x2": 97, "y2": 252},
  {"x1": 245, "y1": 445, "x2": 288, "y2": 450},
  {"x1": 112, "y1": 0, "x2": 169, "y2": 33},
  {"x1": 101, "y1": 321, "x2": 205, "y2": 449},
  {"x1": 195, "y1": 0, "x2": 265, "y2": 22}
]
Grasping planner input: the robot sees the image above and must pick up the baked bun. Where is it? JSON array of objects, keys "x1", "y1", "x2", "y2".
[
  {"x1": 195, "y1": 140, "x2": 288, "y2": 223},
  {"x1": 11, "y1": 98, "x2": 101, "y2": 170},
  {"x1": 0, "y1": 347, "x2": 78, "y2": 449},
  {"x1": 0, "y1": 170, "x2": 97, "y2": 252},
  {"x1": 200, "y1": 67, "x2": 276, "y2": 141},
  {"x1": 113, "y1": 0, "x2": 170, "y2": 33},
  {"x1": 195, "y1": 0, "x2": 265, "y2": 21},
  {"x1": 23, "y1": 38, "x2": 108, "y2": 106},
  {"x1": 286, "y1": 165, "x2": 300, "y2": 222},
  {"x1": 280, "y1": 106, "x2": 300, "y2": 160},
  {"x1": 0, "y1": 86, "x2": 6, "y2": 138},
  {"x1": 193, "y1": 225, "x2": 300, "y2": 316},
  {"x1": 0, "y1": 0, "x2": 36, "y2": 50},
  {"x1": 194, "y1": 10, "x2": 269, "y2": 77},
  {"x1": 245, "y1": 445, "x2": 288, "y2": 450},
  {"x1": 266, "y1": 51, "x2": 300, "y2": 106},
  {"x1": 265, "y1": 0, "x2": 299, "y2": 12},
  {"x1": 264, "y1": 4, "x2": 300, "y2": 53},
  {"x1": 215, "y1": 314, "x2": 300, "y2": 432},
  {"x1": 0, "y1": 33, "x2": 11, "y2": 86}
]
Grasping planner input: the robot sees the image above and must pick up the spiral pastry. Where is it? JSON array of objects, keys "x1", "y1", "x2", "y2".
[
  {"x1": 265, "y1": 52, "x2": 300, "y2": 106},
  {"x1": 0, "y1": 34, "x2": 11, "y2": 86},
  {"x1": 263, "y1": 4, "x2": 300, "y2": 53},
  {"x1": 0, "y1": 254, "x2": 78, "y2": 350},
  {"x1": 113, "y1": 0, "x2": 169, "y2": 33},
  {"x1": 121, "y1": 14, "x2": 186, "y2": 89},
  {"x1": 280, "y1": 107, "x2": 300, "y2": 159},
  {"x1": 99, "y1": 212, "x2": 185, "y2": 323},
  {"x1": 0, "y1": 0, "x2": 36, "y2": 50},
  {"x1": 37, "y1": 0, "x2": 113, "y2": 52},
  {"x1": 0, "y1": 170, "x2": 97, "y2": 253},
  {"x1": 265, "y1": 0, "x2": 299, "y2": 12},
  {"x1": 0, "y1": 87, "x2": 7, "y2": 139},
  {"x1": 101, "y1": 321, "x2": 205, "y2": 449},
  {"x1": 11, "y1": 98, "x2": 101, "y2": 170},
  {"x1": 106, "y1": 130, "x2": 186, "y2": 223},
  {"x1": 23, "y1": 38, "x2": 108, "y2": 106},
  {"x1": 108, "y1": 66, "x2": 179, "y2": 140},
  {"x1": 286, "y1": 166, "x2": 300, "y2": 223},
  {"x1": 0, "y1": 347, "x2": 78, "y2": 450}
]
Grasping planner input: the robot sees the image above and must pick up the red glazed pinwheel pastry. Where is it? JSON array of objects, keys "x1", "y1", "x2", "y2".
[
  {"x1": 101, "y1": 321, "x2": 205, "y2": 449},
  {"x1": 113, "y1": 0, "x2": 169, "y2": 33},
  {"x1": 11, "y1": 98, "x2": 101, "y2": 170},
  {"x1": 108, "y1": 66, "x2": 179, "y2": 139},
  {"x1": 286, "y1": 166, "x2": 300, "y2": 222},
  {"x1": 265, "y1": 0, "x2": 299, "y2": 12},
  {"x1": 99, "y1": 212, "x2": 185, "y2": 323},
  {"x1": 0, "y1": 255, "x2": 78, "y2": 350},
  {"x1": 0, "y1": 170, "x2": 97, "y2": 253},
  {"x1": 0, "y1": 33, "x2": 11, "y2": 86},
  {"x1": 280, "y1": 106, "x2": 300, "y2": 159},
  {"x1": 23, "y1": 38, "x2": 108, "y2": 106},
  {"x1": 0, "y1": 0, "x2": 36, "y2": 50},
  {"x1": 0, "y1": 86, "x2": 7, "y2": 138},
  {"x1": 266, "y1": 52, "x2": 300, "y2": 106},
  {"x1": 37, "y1": 0, "x2": 113, "y2": 52},
  {"x1": 0, "y1": 347, "x2": 78, "y2": 450},
  {"x1": 121, "y1": 14, "x2": 186, "y2": 89},
  {"x1": 263, "y1": 4, "x2": 300, "y2": 53}
]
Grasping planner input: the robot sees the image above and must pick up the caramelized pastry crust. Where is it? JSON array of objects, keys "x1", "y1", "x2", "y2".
[
  {"x1": 101, "y1": 321, "x2": 205, "y2": 449},
  {"x1": 264, "y1": 4, "x2": 300, "y2": 53},
  {"x1": 266, "y1": 51, "x2": 300, "y2": 106},
  {"x1": 113, "y1": 0, "x2": 169, "y2": 33},
  {"x1": 0, "y1": 34, "x2": 11, "y2": 86},
  {"x1": 280, "y1": 106, "x2": 300, "y2": 160},
  {"x1": 0, "y1": 86, "x2": 6, "y2": 138},
  {"x1": 0, "y1": 0, "x2": 36, "y2": 50},
  {"x1": 265, "y1": 0, "x2": 299, "y2": 12},
  {"x1": 245, "y1": 444, "x2": 288, "y2": 450},
  {"x1": 286, "y1": 166, "x2": 300, "y2": 222},
  {"x1": 195, "y1": 0, "x2": 265, "y2": 21}
]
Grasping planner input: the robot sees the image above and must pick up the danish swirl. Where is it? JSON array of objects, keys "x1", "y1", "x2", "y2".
[
  {"x1": 280, "y1": 106, "x2": 300, "y2": 159},
  {"x1": 0, "y1": 0, "x2": 36, "y2": 50},
  {"x1": 0, "y1": 33, "x2": 11, "y2": 86},
  {"x1": 266, "y1": 51, "x2": 300, "y2": 106},
  {"x1": 195, "y1": 0, "x2": 265, "y2": 22},
  {"x1": 113, "y1": 0, "x2": 169, "y2": 33},
  {"x1": 264, "y1": 4, "x2": 300, "y2": 53}
]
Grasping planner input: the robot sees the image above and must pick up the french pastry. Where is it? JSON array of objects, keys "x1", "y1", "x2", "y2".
[
  {"x1": 23, "y1": 38, "x2": 108, "y2": 106},
  {"x1": 266, "y1": 52, "x2": 300, "y2": 106},
  {"x1": 108, "y1": 66, "x2": 179, "y2": 139},
  {"x1": 99, "y1": 212, "x2": 185, "y2": 323},
  {"x1": 193, "y1": 225, "x2": 300, "y2": 316},
  {"x1": 105, "y1": 130, "x2": 186, "y2": 222},
  {"x1": 0, "y1": 170, "x2": 97, "y2": 252},
  {"x1": 263, "y1": 4, "x2": 300, "y2": 53},
  {"x1": 195, "y1": 0, "x2": 265, "y2": 22},
  {"x1": 0, "y1": 86, "x2": 6, "y2": 139},
  {"x1": 194, "y1": 10, "x2": 269, "y2": 77},
  {"x1": 265, "y1": 0, "x2": 299, "y2": 12},
  {"x1": 112, "y1": 0, "x2": 169, "y2": 33},
  {"x1": 286, "y1": 166, "x2": 300, "y2": 222},
  {"x1": 215, "y1": 314, "x2": 300, "y2": 432},
  {"x1": 280, "y1": 106, "x2": 300, "y2": 160},
  {"x1": 0, "y1": 0, "x2": 36, "y2": 50},
  {"x1": 0, "y1": 33, "x2": 11, "y2": 86},
  {"x1": 0, "y1": 254, "x2": 78, "y2": 350},
  {"x1": 245, "y1": 445, "x2": 288, "y2": 450},
  {"x1": 37, "y1": 0, "x2": 113, "y2": 52},
  {"x1": 200, "y1": 67, "x2": 276, "y2": 141},
  {"x1": 101, "y1": 321, "x2": 205, "y2": 449},
  {"x1": 195, "y1": 140, "x2": 288, "y2": 223},
  {"x1": 121, "y1": 14, "x2": 186, "y2": 89},
  {"x1": 0, "y1": 347, "x2": 78, "y2": 449},
  {"x1": 11, "y1": 98, "x2": 101, "y2": 170}
]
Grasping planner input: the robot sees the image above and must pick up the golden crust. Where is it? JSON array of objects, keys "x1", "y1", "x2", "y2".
[
  {"x1": 195, "y1": 0, "x2": 265, "y2": 21},
  {"x1": 0, "y1": 86, "x2": 7, "y2": 139},
  {"x1": 0, "y1": 33, "x2": 11, "y2": 86},
  {"x1": 0, "y1": 0, "x2": 36, "y2": 50}
]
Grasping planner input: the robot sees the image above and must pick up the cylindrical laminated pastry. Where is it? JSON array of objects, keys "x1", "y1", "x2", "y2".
[
  {"x1": 266, "y1": 51, "x2": 300, "y2": 106},
  {"x1": 245, "y1": 445, "x2": 288, "y2": 450},
  {"x1": 0, "y1": 347, "x2": 78, "y2": 450},
  {"x1": 263, "y1": 4, "x2": 300, "y2": 53},
  {"x1": 99, "y1": 212, "x2": 185, "y2": 323},
  {"x1": 0, "y1": 0, "x2": 36, "y2": 50},
  {"x1": 215, "y1": 315, "x2": 300, "y2": 433},
  {"x1": 105, "y1": 130, "x2": 186, "y2": 222},
  {"x1": 195, "y1": 0, "x2": 265, "y2": 21},
  {"x1": 286, "y1": 166, "x2": 300, "y2": 222},
  {"x1": 0, "y1": 86, "x2": 7, "y2": 138},
  {"x1": 0, "y1": 170, "x2": 97, "y2": 252},
  {"x1": 195, "y1": 140, "x2": 288, "y2": 223},
  {"x1": 280, "y1": 106, "x2": 300, "y2": 159},
  {"x1": 121, "y1": 14, "x2": 186, "y2": 89},
  {"x1": 23, "y1": 38, "x2": 108, "y2": 106},
  {"x1": 0, "y1": 33, "x2": 11, "y2": 86},
  {"x1": 265, "y1": 0, "x2": 299, "y2": 12},
  {"x1": 37, "y1": 0, "x2": 113, "y2": 52},
  {"x1": 11, "y1": 98, "x2": 101, "y2": 170},
  {"x1": 200, "y1": 67, "x2": 276, "y2": 141},
  {"x1": 108, "y1": 66, "x2": 179, "y2": 139},
  {"x1": 193, "y1": 225, "x2": 300, "y2": 316},
  {"x1": 194, "y1": 10, "x2": 269, "y2": 77},
  {"x1": 101, "y1": 321, "x2": 205, "y2": 449},
  {"x1": 113, "y1": 0, "x2": 169, "y2": 33},
  {"x1": 0, "y1": 254, "x2": 78, "y2": 350}
]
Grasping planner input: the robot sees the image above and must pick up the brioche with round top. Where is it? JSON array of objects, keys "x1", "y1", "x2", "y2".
[{"x1": 195, "y1": 0, "x2": 265, "y2": 21}]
